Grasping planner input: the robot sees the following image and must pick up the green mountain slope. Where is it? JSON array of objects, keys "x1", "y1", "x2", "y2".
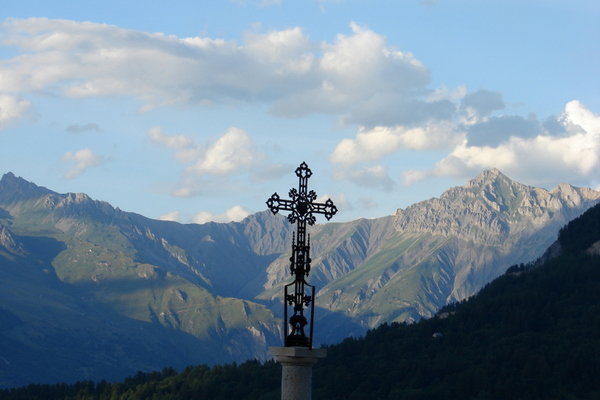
[
  {"x1": 8, "y1": 202, "x2": 598, "y2": 399},
  {"x1": 0, "y1": 224, "x2": 218, "y2": 388},
  {"x1": 0, "y1": 173, "x2": 283, "y2": 387}
]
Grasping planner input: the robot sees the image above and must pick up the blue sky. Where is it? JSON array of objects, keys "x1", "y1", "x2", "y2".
[{"x1": 1, "y1": 0, "x2": 599, "y2": 223}]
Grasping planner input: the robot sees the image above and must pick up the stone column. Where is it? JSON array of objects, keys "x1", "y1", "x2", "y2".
[{"x1": 269, "y1": 346, "x2": 327, "y2": 400}]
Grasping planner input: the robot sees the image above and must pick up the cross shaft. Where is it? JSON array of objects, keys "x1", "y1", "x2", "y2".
[{"x1": 266, "y1": 162, "x2": 337, "y2": 347}]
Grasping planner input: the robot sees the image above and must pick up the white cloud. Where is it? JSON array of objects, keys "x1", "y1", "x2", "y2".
[
  {"x1": 188, "y1": 127, "x2": 262, "y2": 175},
  {"x1": 320, "y1": 22, "x2": 427, "y2": 95},
  {"x1": 331, "y1": 122, "x2": 463, "y2": 165},
  {"x1": 244, "y1": 26, "x2": 313, "y2": 75},
  {"x1": 62, "y1": 148, "x2": 105, "y2": 179},
  {"x1": 147, "y1": 126, "x2": 199, "y2": 163},
  {"x1": 149, "y1": 125, "x2": 262, "y2": 175},
  {"x1": 148, "y1": 126, "x2": 192, "y2": 149},
  {"x1": 158, "y1": 210, "x2": 180, "y2": 222},
  {"x1": 562, "y1": 100, "x2": 600, "y2": 134},
  {"x1": 1, "y1": 19, "x2": 432, "y2": 125},
  {"x1": 271, "y1": 22, "x2": 431, "y2": 125},
  {"x1": 193, "y1": 205, "x2": 250, "y2": 224},
  {"x1": 0, "y1": 18, "x2": 316, "y2": 108},
  {"x1": 149, "y1": 126, "x2": 268, "y2": 198},
  {"x1": 407, "y1": 101, "x2": 600, "y2": 187},
  {"x1": 0, "y1": 94, "x2": 31, "y2": 129}
]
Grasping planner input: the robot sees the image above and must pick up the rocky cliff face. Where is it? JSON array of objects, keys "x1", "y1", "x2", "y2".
[{"x1": 394, "y1": 169, "x2": 599, "y2": 243}]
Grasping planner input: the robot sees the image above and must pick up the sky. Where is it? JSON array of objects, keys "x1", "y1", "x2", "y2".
[{"x1": 1, "y1": 0, "x2": 599, "y2": 223}]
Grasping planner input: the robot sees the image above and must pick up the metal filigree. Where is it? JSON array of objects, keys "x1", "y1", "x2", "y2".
[{"x1": 266, "y1": 162, "x2": 337, "y2": 348}]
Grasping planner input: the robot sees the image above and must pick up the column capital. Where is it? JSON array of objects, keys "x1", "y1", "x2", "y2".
[{"x1": 269, "y1": 346, "x2": 327, "y2": 367}]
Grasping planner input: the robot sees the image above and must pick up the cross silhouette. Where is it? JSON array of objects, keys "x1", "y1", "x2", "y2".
[{"x1": 266, "y1": 162, "x2": 337, "y2": 347}]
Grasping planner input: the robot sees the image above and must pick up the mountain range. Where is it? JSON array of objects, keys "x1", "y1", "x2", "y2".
[
  {"x1": 4, "y1": 193, "x2": 600, "y2": 399},
  {"x1": 0, "y1": 169, "x2": 599, "y2": 387}
]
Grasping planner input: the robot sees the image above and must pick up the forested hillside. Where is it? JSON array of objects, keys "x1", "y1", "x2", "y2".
[{"x1": 3, "y1": 203, "x2": 600, "y2": 399}]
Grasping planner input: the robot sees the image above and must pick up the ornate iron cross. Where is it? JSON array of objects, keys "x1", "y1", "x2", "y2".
[{"x1": 266, "y1": 162, "x2": 337, "y2": 348}]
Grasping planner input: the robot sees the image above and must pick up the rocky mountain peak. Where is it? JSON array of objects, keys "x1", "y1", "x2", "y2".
[
  {"x1": 0, "y1": 172, "x2": 54, "y2": 203},
  {"x1": 459, "y1": 168, "x2": 527, "y2": 199},
  {"x1": 0, "y1": 173, "x2": 119, "y2": 223},
  {"x1": 394, "y1": 169, "x2": 600, "y2": 245},
  {"x1": 550, "y1": 182, "x2": 599, "y2": 207},
  {"x1": 465, "y1": 168, "x2": 506, "y2": 186}
]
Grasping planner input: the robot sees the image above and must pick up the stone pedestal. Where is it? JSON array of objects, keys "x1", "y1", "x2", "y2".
[{"x1": 269, "y1": 346, "x2": 327, "y2": 400}]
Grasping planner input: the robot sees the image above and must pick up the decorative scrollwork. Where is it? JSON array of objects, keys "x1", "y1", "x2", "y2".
[
  {"x1": 295, "y1": 162, "x2": 312, "y2": 179},
  {"x1": 265, "y1": 162, "x2": 337, "y2": 348}
]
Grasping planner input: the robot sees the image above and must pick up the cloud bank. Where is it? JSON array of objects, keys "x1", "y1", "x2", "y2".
[
  {"x1": 0, "y1": 18, "x2": 431, "y2": 127},
  {"x1": 402, "y1": 101, "x2": 600, "y2": 187}
]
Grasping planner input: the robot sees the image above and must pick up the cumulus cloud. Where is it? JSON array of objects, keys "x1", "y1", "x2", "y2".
[
  {"x1": 406, "y1": 101, "x2": 600, "y2": 187},
  {"x1": 62, "y1": 148, "x2": 105, "y2": 179},
  {"x1": 187, "y1": 127, "x2": 262, "y2": 175},
  {"x1": 148, "y1": 126, "x2": 262, "y2": 174},
  {"x1": 271, "y1": 22, "x2": 431, "y2": 125},
  {"x1": 193, "y1": 205, "x2": 250, "y2": 224},
  {"x1": 148, "y1": 126, "x2": 267, "y2": 199},
  {"x1": 0, "y1": 19, "x2": 434, "y2": 126},
  {"x1": 0, "y1": 94, "x2": 31, "y2": 129},
  {"x1": 331, "y1": 122, "x2": 463, "y2": 165},
  {"x1": 0, "y1": 18, "x2": 317, "y2": 107},
  {"x1": 148, "y1": 126, "x2": 199, "y2": 163}
]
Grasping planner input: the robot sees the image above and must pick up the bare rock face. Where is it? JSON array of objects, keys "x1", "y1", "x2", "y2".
[
  {"x1": 0, "y1": 225, "x2": 24, "y2": 255},
  {"x1": 390, "y1": 169, "x2": 600, "y2": 302},
  {"x1": 394, "y1": 169, "x2": 600, "y2": 245}
]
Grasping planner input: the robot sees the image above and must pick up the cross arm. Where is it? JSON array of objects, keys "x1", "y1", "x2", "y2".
[
  {"x1": 266, "y1": 192, "x2": 295, "y2": 214},
  {"x1": 310, "y1": 198, "x2": 338, "y2": 220}
]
